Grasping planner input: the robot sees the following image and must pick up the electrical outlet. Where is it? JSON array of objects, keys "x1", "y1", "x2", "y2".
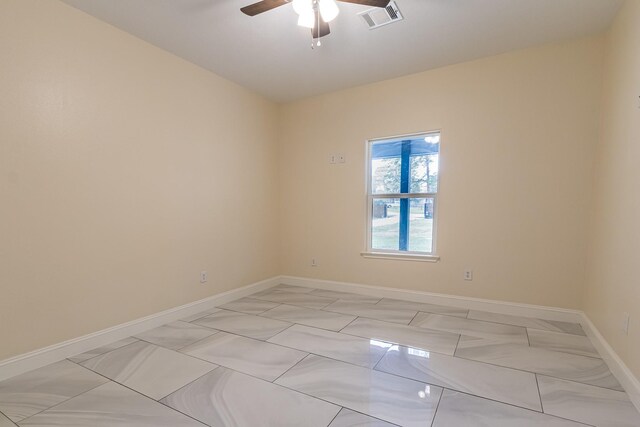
[
  {"x1": 622, "y1": 312, "x2": 630, "y2": 335},
  {"x1": 200, "y1": 271, "x2": 208, "y2": 284},
  {"x1": 464, "y1": 269, "x2": 473, "y2": 281},
  {"x1": 311, "y1": 258, "x2": 318, "y2": 267},
  {"x1": 329, "y1": 154, "x2": 336, "y2": 164}
]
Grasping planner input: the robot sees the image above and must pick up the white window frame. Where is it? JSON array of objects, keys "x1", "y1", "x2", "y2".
[{"x1": 362, "y1": 131, "x2": 441, "y2": 262}]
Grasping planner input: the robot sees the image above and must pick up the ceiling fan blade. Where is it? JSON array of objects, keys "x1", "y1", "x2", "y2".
[
  {"x1": 241, "y1": 0, "x2": 289, "y2": 16},
  {"x1": 312, "y1": 9, "x2": 331, "y2": 39},
  {"x1": 337, "y1": 0, "x2": 390, "y2": 7}
]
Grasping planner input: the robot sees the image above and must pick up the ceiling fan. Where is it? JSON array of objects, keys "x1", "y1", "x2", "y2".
[{"x1": 241, "y1": 0, "x2": 391, "y2": 40}]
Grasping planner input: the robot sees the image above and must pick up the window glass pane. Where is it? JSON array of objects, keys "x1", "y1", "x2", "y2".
[
  {"x1": 371, "y1": 157, "x2": 401, "y2": 194},
  {"x1": 410, "y1": 153, "x2": 439, "y2": 193},
  {"x1": 408, "y1": 197, "x2": 435, "y2": 253},
  {"x1": 371, "y1": 198, "x2": 400, "y2": 251}
]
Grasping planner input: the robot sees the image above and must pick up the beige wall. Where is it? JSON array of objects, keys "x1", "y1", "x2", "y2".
[
  {"x1": 585, "y1": 0, "x2": 640, "y2": 380},
  {"x1": 0, "y1": 0, "x2": 279, "y2": 361},
  {"x1": 279, "y1": 37, "x2": 604, "y2": 309}
]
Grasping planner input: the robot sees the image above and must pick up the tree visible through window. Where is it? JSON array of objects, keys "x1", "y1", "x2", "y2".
[{"x1": 367, "y1": 133, "x2": 440, "y2": 255}]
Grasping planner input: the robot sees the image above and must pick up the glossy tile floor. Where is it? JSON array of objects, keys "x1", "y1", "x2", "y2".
[{"x1": 1, "y1": 284, "x2": 639, "y2": 426}]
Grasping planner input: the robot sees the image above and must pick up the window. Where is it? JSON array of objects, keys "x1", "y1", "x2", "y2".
[{"x1": 365, "y1": 132, "x2": 440, "y2": 258}]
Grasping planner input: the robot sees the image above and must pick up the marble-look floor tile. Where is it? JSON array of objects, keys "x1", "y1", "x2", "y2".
[
  {"x1": 68, "y1": 337, "x2": 139, "y2": 363},
  {"x1": 134, "y1": 321, "x2": 217, "y2": 350},
  {"x1": 432, "y1": 390, "x2": 588, "y2": 427},
  {"x1": 310, "y1": 289, "x2": 382, "y2": 304},
  {"x1": 276, "y1": 354, "x2": 443, "y2": 427},
  {"x1": 179, "y1": 308, "x2": 221, "y2": 323},
  {"x1": 527, "y1": 329, "x2": 599, "y2": 358},
  {"x1": 192, "y1": 309, "x2": 291, "y2": 340},
  {"x1": 261, "y1": 304, "x2": 356, "y2": 331},
  {"x1": 268, "y1": 324, "x2": 391, "y2": 368},
  {"x1": 455, "y1": 337, "x2": 623, "y2": 391},
  {"x1": 217, "y1": 297, "x2": 280, "y2": 314},
  {"x1": 180, "y1": 332, "x2": 307, "y2": 381},
  {"x1": 341, "y1": 318, "x2": 459, "y2": 355},
  {"x1": 328, "y1": 408, "x2": 396, "y2": 427},
  {"x1": 375, "y1": 345, "x2": 541, "y2": 410},
  {"x1": 0, "y1": 412, "x2": 15, "y2": 427},
  {"x1": 251, "y1": 290, "x2": 337, "y2": 309},
  {"x1": 467, "y1": 310, "x2": 585, "y2": 336},
  {"x1": 19, "y1": 382, "x2": 205, "y2": 426},
  {"x1": 324, "y1": 300, "x2": 417, "y2": 325},
  {"x1": 0, "y1": 360, "x2": 107, "y2": 422},
  {"x1": 538, "y1": 375, "x2": 640, "y2": 427},
  {"x1": 411, "y1": 313, "x2": 529, "y2": 345},
  {"x1": 376, "y1": 299, "x2": 469, "y2": 318},
  {"x1": 162, "y1": 367, "x2": 340, "y2": 427},
  {"x1": 81, "y1": 341, "x2": 216, "y2": 400}
]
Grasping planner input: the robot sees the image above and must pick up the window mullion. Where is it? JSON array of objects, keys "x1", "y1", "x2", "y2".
[{"x1": 399, "y1": 141, "x2": 411, "y2": 251}]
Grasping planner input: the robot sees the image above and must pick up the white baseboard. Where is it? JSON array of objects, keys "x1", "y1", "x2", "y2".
[
  {"x1": 280, "y1": 275, "x2": 582, "y2": 323},
  {"x1": 279, "y1": 275, "x2": 640, "y2": 412},
  {"x1": 0, "y1": 276, "x2": 279, "y2": 382},
  {"x1": 580, "y1": 313, "x2": 640, "y2": 411}
]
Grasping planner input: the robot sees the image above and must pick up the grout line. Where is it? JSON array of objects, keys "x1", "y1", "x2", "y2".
[
  {"x1": 370, "y1": 347, "x2": 390, "y2": 372},
  {"x1": 11, "y1": 375, "x2": 109, "y2": 424},
  {"x1": 429, "y1": 387, "x2": 445, "y2": 427},
  {"x1": 453, "y1": 334, "x2": 462, "y2": 355},
  {"x1": 132, "y1": 323, "x2": 220, "y2": 352},
  {"x1": 77, "y1": 364, "x2": 214, "y2": 426},
  {"x1": 0, "y1": 410, "x2": 17, "y2": 427},
  {"x1": 451, "y1": 351, "x2": 626, "y2": 393},
  {"x1": 336, "y1": 321, "x2": 460, "y2": 358},
  {"x1": 324, "y1": 409, "x2": 341, "y2": 427},
  {"x1": 218, "y1": 302, "x2": 284, "y2": 316},
  {"x1": 465, "y1": 313, "x2": 585, "y2": 337},
  {"x1": 337, "y1": 316, "x2": 361, "y2": 332},
  {"x1": 371, "y1": 355, "x2": 544, "y2": 414},
  {"x1": 270, "y1": 353, "x2": 313, "y2": 384},
  {"x1": 265, "y1": 325, "x2": 398, "y2": 370},
  {"x1": 69, "y1": 339, "x2": 143, "y2": 366},
  {"x1": 407, "y1": 310, "x2": 421, "y2": 326},
  {"x1": 266, "y1": 354, "x2": 427, "y2": 426},
  {"x1": 373, "y1": 297, "x2": 385, "y2": 306},
  {"x1": 172, "y1": 330, "x2": 222, "y2": 352},
  {"x1": 155, "y1": 365, "x2": 222, "y2": 403},
  {"x1": 439, "y1": 387, "x2": 599, "y2": 427},
  {"x1": 329, "y1": 408, "x2": 403, "y2": 427},
  {"x1": 524, "y1": 328, "x2": 603, "y2": 360},
  {"x1": 534, "y1": 374, "x2": 544, "y2": 412}
]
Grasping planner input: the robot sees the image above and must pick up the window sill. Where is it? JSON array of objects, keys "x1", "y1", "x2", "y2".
[{"x1": 360, "y1": 252, "x2": 440, "y2": 263}]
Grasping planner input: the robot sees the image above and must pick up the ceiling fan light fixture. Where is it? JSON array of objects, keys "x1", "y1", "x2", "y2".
[
  {"x1": 319, "y1": 0, "x2": 339, "y2": 22},
  {"x1": 292, "y1": 0, "x2": 312, "y2": 15},
  {"x1": 297, "y1": 9, "x2": 316, "y2": 28}
]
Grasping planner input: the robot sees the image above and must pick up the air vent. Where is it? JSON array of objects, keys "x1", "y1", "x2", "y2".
[{"x1": 359, "y1": 1, "x2": 403, "y2": 30}]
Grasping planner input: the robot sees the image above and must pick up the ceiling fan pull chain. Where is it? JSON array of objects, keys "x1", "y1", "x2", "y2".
[{"x1": 316, "y1": 2, "x2": 321, "y2": 47}]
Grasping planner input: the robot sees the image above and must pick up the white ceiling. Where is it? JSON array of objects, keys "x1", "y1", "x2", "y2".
[{"x1": 61, "y1": 0, "x2": 622, "y2": 102}]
